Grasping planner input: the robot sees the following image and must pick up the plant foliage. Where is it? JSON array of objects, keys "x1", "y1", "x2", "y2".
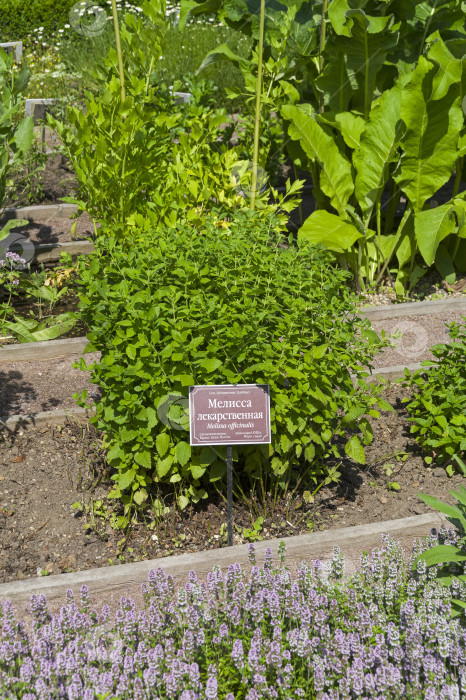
[
  {"x1": 75, "y1": 209, "x2": 391, "y2": 516},
  {"x1": 401, "y1": 317, "x2": 466, "y2": 473},
  {"x1": 1, "y1": 534, "x2": 466, "y2": 697}
]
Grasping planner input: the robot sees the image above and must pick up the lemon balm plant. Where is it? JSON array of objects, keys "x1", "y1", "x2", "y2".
[
  {"x1": 401, "y1": 318, "x2": 466, "y2": 475},
  {"x1": 74, "y1": 209, "x2": 392, "y2": 521}
]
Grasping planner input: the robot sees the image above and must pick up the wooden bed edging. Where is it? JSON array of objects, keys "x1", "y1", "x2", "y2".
[
  {"x1": 0, "y1": 513, "x2": 447, "y2": 608},
  {"x1": 0, "y1": 203, "x2": 78, "y2": 223},
  {"x1": 34, "y1": 240, "x2": 94, "y2": 262},
  {"x1": 361, "y1": 296, "x2": 466, "y2": 320}
]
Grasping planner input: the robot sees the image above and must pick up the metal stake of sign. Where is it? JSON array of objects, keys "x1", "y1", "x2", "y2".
[
  {"x1": 227, "y1": 445, "x2": 233, "y2": 546},
  {"x1": 188, "y1": 384, "x2": 271, "y2": 549}
]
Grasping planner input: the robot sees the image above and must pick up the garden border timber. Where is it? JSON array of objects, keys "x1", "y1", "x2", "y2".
[
  {"x1": 0, "y1": 203, "x2": 78, "y2": 223},
  {"x1": 25, "y1": 98, "x2": 64, "y2": 124},
  {"x1": 0, "y1": 512, "x2": 449, "y2": 609},
  {"x1": 0, "y1": 41, "x2": 22, "y2": 62},
  {"x1": 34, "y1": 240, "x2": 94, "y2": 263},
  {"x1": 0, "y1": 296, "x2": 464, "y2": 365}
]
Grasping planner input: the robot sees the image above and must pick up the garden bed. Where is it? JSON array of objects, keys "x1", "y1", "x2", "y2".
[
  {"x1": 1, "y1": 304, "x2": 464, "y2": 415},
  {"x1": 0, "y1": 383, "x2": 462, "y2": 586}
]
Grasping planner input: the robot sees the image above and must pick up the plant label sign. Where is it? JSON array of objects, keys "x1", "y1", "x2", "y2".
[{"x1": 189, "y1": 384, "x2": 271, "y2": 446}]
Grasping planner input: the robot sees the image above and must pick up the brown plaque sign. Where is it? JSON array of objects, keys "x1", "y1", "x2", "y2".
[{"x1": 189, "y1": 384, "x2": 271, "y2": 446}]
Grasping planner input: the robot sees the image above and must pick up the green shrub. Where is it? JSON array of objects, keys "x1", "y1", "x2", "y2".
[
  {"x1": 75, "y1": 209, "x2": 391, "y2": 519},
  {"x1": 51, "y1": 1, "x2": 248, "y2": 235},
  {"x1": 0, "y1": 0, "x2": 75, "y2": 41},
  {"x1": 401, "y1": 317, "x2": 466, "y2": 473}
]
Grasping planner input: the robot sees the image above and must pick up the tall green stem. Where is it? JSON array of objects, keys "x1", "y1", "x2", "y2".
[
  {"x1": 318, "y1": 0, "x2": 328, "y2": 113},
  {"x1": 384, "y1": 178, "x2": 401, "y2": 236},
  {"x1": 376, "y1": 206, "x2": 412, "y2": 285},
  {"x1": 250, "y1": 0, "x2": 266, "y2": 210},
  {"x1": 111, "y1": 0, "x2": 126, "y2": 102},
  {"x1": 452, "y1": 157, "x2": 464, "y2": 198}
]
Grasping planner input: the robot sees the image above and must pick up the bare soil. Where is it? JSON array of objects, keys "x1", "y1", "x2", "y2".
[{"x1": 0, "y1": 385, "x2": 463, "y2": 587}]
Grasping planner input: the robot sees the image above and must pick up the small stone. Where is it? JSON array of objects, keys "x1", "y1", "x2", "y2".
[
  {"x1": 151, "y1": 534, "x2": 158, "y2": 542},
  {"x1": 379, "y1": 497, "x2": 388, "y2": 504}
]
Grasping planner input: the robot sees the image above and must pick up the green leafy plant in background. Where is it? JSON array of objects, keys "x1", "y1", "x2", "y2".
[
  {"x1": 50, "y1": 1, "x2": 253, "y2": 236},
  {"x1": 74, "y1": 208, "x2": 392, "y2": 523},
  {"x1": 0, "y1": 48, "x2": 33, "y2": 215},
  {"x1": 414, "y1": 486, "x2": 466, "y2": 617},
  {"x1": 0, "y1": 0, "x2": 76, "y2": 40},
  {"x1": 185, "y1": 0, "x2": 466, "y2": 293},
  {"x1": 194, "y1": 0, "x2": 306, "y2": 185},
  {"x1": 401, "y1": 317, "x2": 466, "y2": 475},
  {"x1": 283, "y1": 33, "x2": 465, "y2": 294}
]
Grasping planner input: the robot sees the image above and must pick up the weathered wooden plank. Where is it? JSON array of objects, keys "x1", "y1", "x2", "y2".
[
  {"x1": 361, "y1": 297, "x2": 466, "y2": 320},
  {"x1": 35, "y1": 240, "x2": 94, "y2": 262},
  {"x1": 0, "y1": 337, "x2": 89, "y2": 364},
  {"x1": 0, "y1": 407, "x2": 92, "y2": 432},
  {"x1": 0, "y1": 513, "x2": 446, "y2": 608},
  {"x1": 0, "y1": 203, "x2": 78, "y2": 223}
]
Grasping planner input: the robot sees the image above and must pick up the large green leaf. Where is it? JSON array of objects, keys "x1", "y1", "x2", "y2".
[
  {"x1": 4, "y1": 313, "x2": 78, "y2": 343},
  {"x1": 416, "y1": 544, "x2": 466, "y2": 568},
  {"x1": 395, "y1": 56, "x2": 463, "y2": 212},
  {"x1": 428, "y1": 32, "x2": 464, "y2": 101},
  {"x1": 282, "y1": 105, "x2": 354, "y2": 216},
  {"x1": 316, "y1": 43, "x2": 352, "y2": 113},
  {"x1": 354, "y1": 85, "x2": 404, "y2": 224},
  {"x1": 336, "y1": 9, "x2": 398, "y2": 118},
  {"x1": 0, "y1": 218, "x2": 28, "y2": 242},
  {"x1": 435, "y1": 243, "x2": 456, "y2": 284},
  {"x1": 328, "y1": 0, "x2": 352, "y2": 36},
  {"x1": 298, "y1": 210, "x2": 363, "y2": 253},
  {"x1": 196, "y1": 43, "x2": 251, "y2": 74},
  {"x1": 414, "y1": 204, "x2": 457, "y2": 266},
  {"x1": 418, "y1": 492, "x2": 466, "y2": 531},
  {"x1": 335, "y1": 112, "x2": 366, "y2": 149},
  {"x1": 11, "y1": 117, "x2": 34, "y2": 155}
]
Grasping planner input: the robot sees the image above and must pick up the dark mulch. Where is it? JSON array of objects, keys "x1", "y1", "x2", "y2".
[{"x1": 0, "y1": 384, "x2": 463, "y2": 585}]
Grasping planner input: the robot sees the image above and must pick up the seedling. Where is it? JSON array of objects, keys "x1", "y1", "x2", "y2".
[{"x1": 239, "y1": 516, "x2": 264, "y2": 542}]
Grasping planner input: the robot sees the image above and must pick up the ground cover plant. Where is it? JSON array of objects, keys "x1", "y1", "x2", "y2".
[
  {"x1": 1, "y1": 532, "x2": 466, "y2": 698},
  {"x1": 401, "y1": 317, "x2": 466, "y2": 475}
]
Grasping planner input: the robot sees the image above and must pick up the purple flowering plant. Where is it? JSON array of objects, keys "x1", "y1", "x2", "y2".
[
  {"x1": 1, "y1": 530, "x2": 466, "y2": 699},
  {"x1": 0, "y1": 248, "x2": 27, "y2": 335}
]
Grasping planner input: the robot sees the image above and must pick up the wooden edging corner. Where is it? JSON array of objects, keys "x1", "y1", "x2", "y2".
[{"x1": 0, "y1": 513, "x2": 447, "y2": 608}]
